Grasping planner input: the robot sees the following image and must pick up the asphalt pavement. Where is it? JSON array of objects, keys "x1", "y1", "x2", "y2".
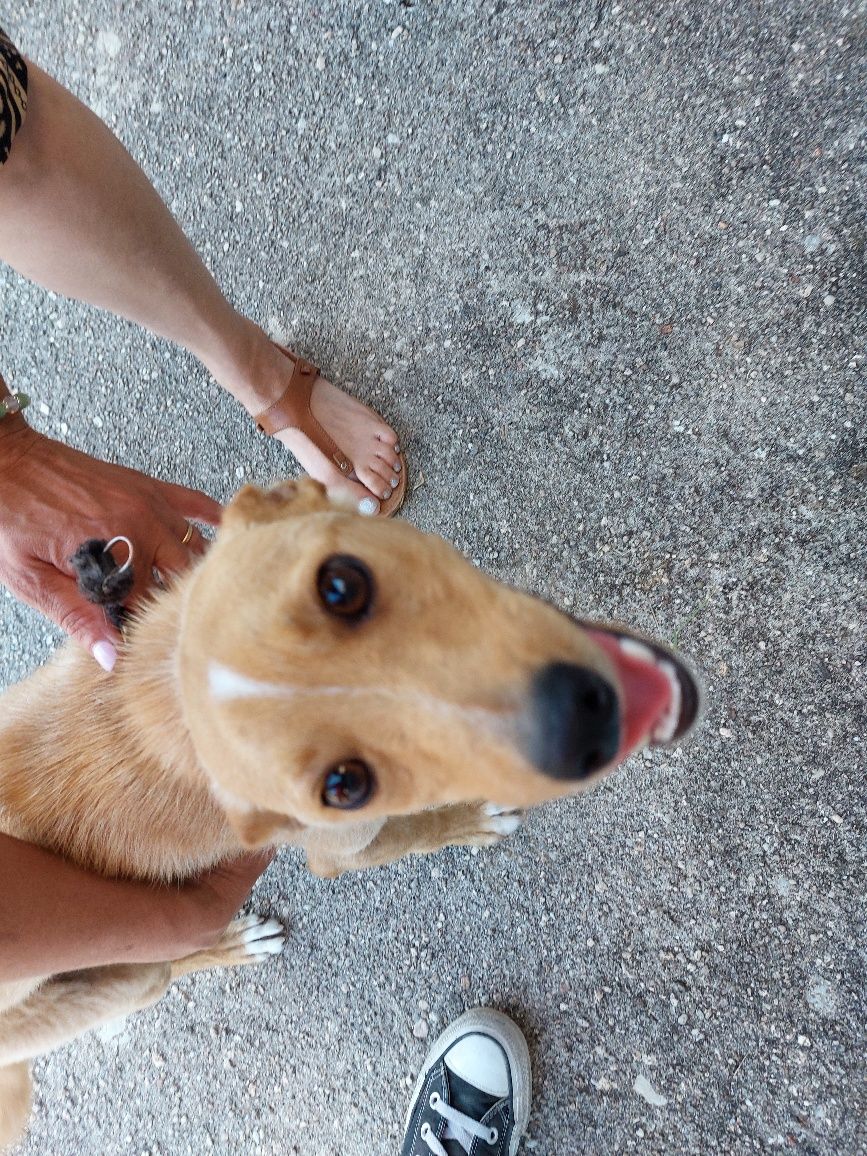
[{"x1": 0, "y1": 2, "x2": 863, "y2": 1153}]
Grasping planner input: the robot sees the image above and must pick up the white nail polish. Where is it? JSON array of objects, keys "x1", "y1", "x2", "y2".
[
  {"x1": 358, "y1": 497, "x2": 379, "y2": 516},
  {"x1": 391, "y1": 476, "x2": 399, "y2": 487},
  {"x1": 92, "y1": 640, "x2": 117, "y2": 673},
  {"x1": 382, "y1": 489, "x2": 391, "y2": 500}
]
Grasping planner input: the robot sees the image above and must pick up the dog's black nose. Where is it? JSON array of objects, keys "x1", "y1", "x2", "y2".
[{"x1": 528, "y1": 662, "x2": 620, "y2": 780}]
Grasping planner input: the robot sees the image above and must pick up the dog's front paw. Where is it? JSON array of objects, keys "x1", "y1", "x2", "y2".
[
  {"x1": 169, "y1": 914, "x2": 286, "y2": 980},
  {"x1": 465, "y1": 802, "x2": 523, "y2": 847},
  {"x1": 215, "y1": 914, "x2": 286, "y2": 965}
]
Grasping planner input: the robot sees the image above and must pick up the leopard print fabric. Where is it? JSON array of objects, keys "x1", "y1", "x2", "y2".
[{"x1": 0, "y1": 26, "x2": 27, "y2": 166}]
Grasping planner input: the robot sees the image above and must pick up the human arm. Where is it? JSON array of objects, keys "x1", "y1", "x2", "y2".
[{"x1": 0, "y1": 833, "x2": 274, "y2": 981}]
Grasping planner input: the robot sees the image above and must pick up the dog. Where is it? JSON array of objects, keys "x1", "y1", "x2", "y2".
[{"x1": 0, "y1": 478, "x2": 700, "y2": 1145}]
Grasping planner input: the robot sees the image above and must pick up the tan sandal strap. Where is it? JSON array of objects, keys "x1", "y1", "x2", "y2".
[{"x1": 254, "y1": 349, "x2": 352, "y2": 475}]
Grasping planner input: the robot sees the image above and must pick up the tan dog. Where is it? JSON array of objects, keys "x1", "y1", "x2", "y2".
[{"x1": 0, "y1": 479, "x2": 700, "y2": 1145}]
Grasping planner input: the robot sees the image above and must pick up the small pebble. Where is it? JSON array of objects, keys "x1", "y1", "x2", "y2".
[
  {"x1": 412, "y1": 1019, "x2": 429, "y2": 1040},
  {"x1": 634, "y1": 1074, "x2": 668, "y2": 1107}
]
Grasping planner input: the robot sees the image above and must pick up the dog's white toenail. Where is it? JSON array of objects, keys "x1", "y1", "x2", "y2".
[{"x1": 358, "y1": 497, "x2": 379, "y2": 516}]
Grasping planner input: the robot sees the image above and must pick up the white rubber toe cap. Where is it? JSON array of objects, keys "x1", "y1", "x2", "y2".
[{"x1": 444, "y1": 1035, "x2": 510, "y2": 1098}]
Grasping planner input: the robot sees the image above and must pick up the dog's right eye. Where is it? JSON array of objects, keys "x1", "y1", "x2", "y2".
[{"x1": 316, "y1": 555, "x2": 373, "y2": 621}]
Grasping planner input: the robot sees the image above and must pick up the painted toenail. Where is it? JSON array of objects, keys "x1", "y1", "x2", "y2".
[
  {"x1": 394, "y1": 461, "x2": 402, "y2": 471},
  {"x1": 358, "y1": 497, "x2": 379, "y2": 516},
  {"x1": 390, "y1": 476, "x2": 399, "y2": 487},
  {"x1": 382, "y1": 488, "x2": 392, "y2": 500},
  {"x1": 394, "y1": 444, "x2": 401, "y2": 454}
]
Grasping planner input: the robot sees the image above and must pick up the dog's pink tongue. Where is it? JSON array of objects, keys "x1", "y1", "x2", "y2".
[{"x1": 586, "y1": 630, "x2": 672, "y2": 756}]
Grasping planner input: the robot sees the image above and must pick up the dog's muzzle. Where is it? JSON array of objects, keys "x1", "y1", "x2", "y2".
[
  {"x1": 526, "y1": 628, "x2": 702, "y2": 780},
  {"x1": 527, "y1": 662, "x2": 620, "y2": 779}
]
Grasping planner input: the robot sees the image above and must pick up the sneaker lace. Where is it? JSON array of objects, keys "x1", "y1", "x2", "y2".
[{"x1": 417, "y1": 1091, "x2": 499, "y2": 1155}]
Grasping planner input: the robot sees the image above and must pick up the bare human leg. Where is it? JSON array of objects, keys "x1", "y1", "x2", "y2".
[{"x1": 0, "y1": 62, "x2": 402, "y2": 513}]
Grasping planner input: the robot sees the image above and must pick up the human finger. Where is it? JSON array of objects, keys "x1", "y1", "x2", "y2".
[
  {"x1": 152, "y1": 536, "x2": 194, "y2": 583},
  {"x1": 27, "y1": 562, "x2": 120, "y2": 671},
  {"x1": 155, "y1": 479, "x2": 222, "y2": 526},
  {"x1": 179, "y1": 520, "x2": 210, "y2": 557}
]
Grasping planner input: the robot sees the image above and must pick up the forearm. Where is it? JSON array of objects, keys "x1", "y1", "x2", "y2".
[{"x1": 0, "y1": 833, "x2": 189, "y2": 981}]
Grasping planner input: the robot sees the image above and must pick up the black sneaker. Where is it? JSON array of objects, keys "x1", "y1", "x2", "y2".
[{"x1": 401, "y1": 1008, "x2": 531, "y2": 1156}]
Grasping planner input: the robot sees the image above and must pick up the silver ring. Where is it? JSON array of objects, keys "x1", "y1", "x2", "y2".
[{"x1": 103, "y1": 535, "x2": 134, "y2": 574}]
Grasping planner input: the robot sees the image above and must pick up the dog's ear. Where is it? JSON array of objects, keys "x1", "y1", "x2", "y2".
[
  {"x1": 224, "y1": 805, "x2": 304, "y2": 848},
  {"x1": 221, "y1": 478, "x2": 331, "y2": 534}
]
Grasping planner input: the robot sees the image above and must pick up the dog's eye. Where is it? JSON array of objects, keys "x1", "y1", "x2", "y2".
[
  {"x1": 316, "y1": 555, "x2": 373, "y2": 621},
  {"x1": 322, "y1": 759, "x2": 374, "y2": 809}
]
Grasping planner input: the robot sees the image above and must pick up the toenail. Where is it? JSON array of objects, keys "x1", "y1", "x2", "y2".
[
  {"x1": 390, "y1": 476, "x2": 399, "y2": 487},
  {"x1": 394, "y1": 444, "x2": 401, "y2": 454},
  {"x1": 382, "y1": 488, "x2": 392, "y2": 500},
  {"x1": 394, "y1": 461, "x2": 402, "y2": 471},
  {"x1": 358, "y1": 497, "x2": 379, "y2": 516}
]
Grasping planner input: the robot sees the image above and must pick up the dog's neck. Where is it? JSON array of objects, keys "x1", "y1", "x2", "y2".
[{"x1": 0, "y1": 576, "x2": 241, "y2": 882}]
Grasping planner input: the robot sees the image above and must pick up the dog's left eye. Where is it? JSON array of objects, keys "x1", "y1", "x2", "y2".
[
  {"x1": 317, "y1": 555, "x2": 373, "y2": 621},
  {"x1": 322, "y1": 759, "x2": 375, "y2": 809}
]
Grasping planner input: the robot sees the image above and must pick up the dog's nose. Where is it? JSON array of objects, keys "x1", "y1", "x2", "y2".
[{"x1": 528, "y1": 662, "x2": 620, "y2": 779}]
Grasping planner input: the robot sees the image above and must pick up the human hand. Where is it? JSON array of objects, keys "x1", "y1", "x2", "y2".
[
  {"x1": 0, "y1": 421, "x2": 221, "y2": 668},
  {"x1": 170, "y1": 850, "x2": 277, "y2": 956}
]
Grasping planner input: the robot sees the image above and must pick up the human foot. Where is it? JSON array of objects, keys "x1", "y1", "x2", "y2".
[{"x1": 220, "y1": 331, "x2": 405, "y2": 516}]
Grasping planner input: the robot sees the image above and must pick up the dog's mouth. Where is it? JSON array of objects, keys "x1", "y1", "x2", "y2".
[{"x1": 581, "y1": 623, "x2": 702, "y2": 759}]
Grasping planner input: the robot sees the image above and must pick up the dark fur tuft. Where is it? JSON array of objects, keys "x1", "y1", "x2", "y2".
[{"x1": 70, "y1": 539, "x2": 134, "y2": 628}]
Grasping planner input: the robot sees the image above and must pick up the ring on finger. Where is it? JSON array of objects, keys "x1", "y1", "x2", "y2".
[{"x1": 104, "y1": 535, "x2": 134, "y2": 574}]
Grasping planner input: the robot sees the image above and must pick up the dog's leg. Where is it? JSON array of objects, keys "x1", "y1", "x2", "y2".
[
  {"x1": 0, "y1": 962, "x2": 172, "y2": 1069},
  {"x1": 0, "y1": 916, "x2": 284, "y2": 1068},
  {"x1": 0, "y1": 915, "x2": 283, "y2": 1147},
  {"x1": 307, "y1": 802, "x2": 522, "y2": 876},
  {"x1": 0, "y1": 1062, "x2": 32, "y2": 1150}
]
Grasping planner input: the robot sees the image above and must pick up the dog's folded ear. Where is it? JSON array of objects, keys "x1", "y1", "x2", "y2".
[
  {"x1": 221, "y1": 478, "x2": 331, "y2": 535},
  {"x1": 223, "y1": 805, "x2": 305, "y2": 848}
]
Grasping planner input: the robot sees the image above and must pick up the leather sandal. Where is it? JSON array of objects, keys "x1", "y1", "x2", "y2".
[{"x1": 254, "y1": 344, "x2": 407, "y2": 517}]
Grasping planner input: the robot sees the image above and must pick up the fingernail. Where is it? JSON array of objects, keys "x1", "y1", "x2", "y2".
[
  {"x1": 358, "y1": 497, "x2": 379, "y2": 516},
  {"x1": 92, "y1": 640, "x2": 117, "y2": 672}
]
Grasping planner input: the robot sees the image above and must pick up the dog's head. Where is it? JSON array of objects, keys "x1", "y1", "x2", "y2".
[{"x1": 177, "y1": 480, "x2": 701, "y2": 845}]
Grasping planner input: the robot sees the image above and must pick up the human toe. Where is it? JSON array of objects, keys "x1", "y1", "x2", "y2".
[
  {"x1": 327, "y1": 474, "x2": 382, "y2": 516},
  {"x1": 355, "y1": 456, "x2": 398, "y2": 502}
]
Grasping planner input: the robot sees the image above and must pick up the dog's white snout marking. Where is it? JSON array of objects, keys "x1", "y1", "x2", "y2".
[
  {"x1": 208, "y1": 663, "x2": 288, "y2": 703},
  {"x1": 206, "y1": 662, "x2": 517, "y2": 744}
]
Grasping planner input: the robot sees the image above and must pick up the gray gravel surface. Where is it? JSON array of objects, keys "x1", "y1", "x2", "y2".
[{"x1": 1, "y1": 1, "x2": 864, "y2": 1153}]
